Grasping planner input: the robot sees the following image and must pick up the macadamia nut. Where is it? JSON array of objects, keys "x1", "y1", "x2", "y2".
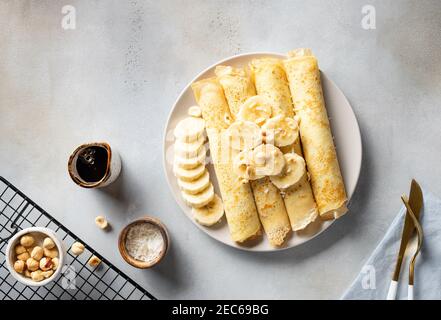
[
  {"x1": 31, "y1": 246, "x2": 44, "y2": 261},
  {"x1": 71, "y1": 242, "x2": 85, "y2": 255},
  {"x1": 39, "y1": 257, "x2": 53, "y2": 271},
  {"x1": 88, "y1": 255, "x2": 101, "y2": 267},
  {"x1": 20, "y1": 235, "x2": 34, "y2": 247},
  {"x1": 17, "y1": 252, "x2": 30, "y2": 261},
  {"x1": 95, "y1": 216, "x2": 109, "y2": 229},
  {"x1": 51, "y1": 257, "x2": 59, "y2": 270},
  {"x1": 13, "y1": 260, "x2": 25, "y2": 273},
  {"x1": 15, "y1": 245, "x2": 27, "y2": 255},
  {"x1": 43, "y1": 247, "x2": 58, "y2": 258},
  {"x1": 43, "y1": 237, "x2": 55, "y2": 249},
  {"x1": 188, "y1": 105, "x2": 202, "y2": 118},
  {"x1": 31, "y1": 270, "x2": 44, "y2": 282},
  {"x1": 26, "y1": 258, "x2": 39, "y2": 271}
]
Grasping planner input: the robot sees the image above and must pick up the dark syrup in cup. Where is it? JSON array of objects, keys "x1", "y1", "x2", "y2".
[{"x1": 76, "y1": 146, "x2": 108, "y2": 183}]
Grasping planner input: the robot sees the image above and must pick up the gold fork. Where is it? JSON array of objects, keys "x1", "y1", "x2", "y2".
[{"x1": 401, "y1": 195, "x2": 424, "y2": 300}]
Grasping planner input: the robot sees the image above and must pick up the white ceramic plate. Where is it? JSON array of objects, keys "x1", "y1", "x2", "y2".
[{"x1": 163, "y1": 52, "x2": 362, "y2": 252}]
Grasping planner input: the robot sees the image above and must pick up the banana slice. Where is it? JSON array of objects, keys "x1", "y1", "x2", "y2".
[
  {"x1": 270, "y1": 153, "x2": 306, "y2": 189},
  {"x1": 177, "y1": 170, "x2": 210, "y2": 195},
  {"x1": 173, "y1": 163, "x2": 206, "y2": 182},
  {"x1": 192, "y1": 194, "x2": 224, "y2": 226},
  {"x1": 181, "y1": 183, "x2": 215, "y2": 208},
  {"x1": 225, "y1": 120, "x2": 262, "y2": 151},
  {"x1": 252, "y1": 144, "x2": 286, "y2": 176},
  {"x1": 233, "y1": 150, "x2": 264, "y2": 181},
  {"x1": 237, "y1": 96, "x2": 280, "y2": 126},
  {"x1": 174, "y1": 117, "x2": 206, "y2": 142},
  {"x1": 174, "y1": 135, "x2": 205, "y2": 158},
  {"x1": 188, "y1": 105, "x2": 202, "y2": 118},
  {"x1": 174, "y1": 145, "x2": 206, "y2": 169},
  {"x1": 262, "y1": 115, "x2": 299, "y2": 147}
]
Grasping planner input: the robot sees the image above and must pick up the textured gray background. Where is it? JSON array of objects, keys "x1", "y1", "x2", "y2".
[{"x1": 1, "y1": 0, "x2": 440, "y2": 299}]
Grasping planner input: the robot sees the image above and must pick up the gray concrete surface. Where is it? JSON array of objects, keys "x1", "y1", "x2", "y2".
[{"x1": 1, "y1": 0, "x2": 440, "y2": 299}]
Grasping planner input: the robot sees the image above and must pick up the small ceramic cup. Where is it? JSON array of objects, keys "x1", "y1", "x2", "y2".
[
  {"x1": 5, "y1": 227, "x2": 66, "y2": 287},
  {"x1": 118, "y1": 217, "x2": 169, "y2": 269},
  {"x1": 68, "y1": 142, "x2": 121, "y2": 188}
]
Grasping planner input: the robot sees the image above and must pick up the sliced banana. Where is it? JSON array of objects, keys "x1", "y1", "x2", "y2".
[
  {"x1": 181, "y1": 183, "x2": 215, "y2": 208},
  {"x1": 174, "y1": 145, "x2": 206, "y2": 169},
  {"x1": 188, "y1": 105, "x2": 202, "y2": 118},
  {"x1": 270, "y1": 153, "x2": 306, "y2": 189},
  {"x1": 233, "y1": 150, "x2": 264, "y2": 181},
  {"x1": 177, "y1": 170, "x2": 210, "y2": 195},
  {"x1": 225, "y1": 120, "x2": 262, "y2": 151},
  {"x1": 262, "y1": 115, "x2": 299, "y2": 147},
  {"x1": 237, "y1": 96, "x2": 280, "y2": 126},
  {"x1": 173, "y1": 163, "x2": 206, "y2": 182},
  {"x1": 252, "y1": 144, "x2": 286, "y2": 176},
  {"x1": 174, "y1": 117, "x2": 206, "y2": 142},
  {"x1": 192, "y1": 194, "x2": 224, "y2": 226},
  {"x1": 174, "y1": 135, "x2": 205, "y2": 158}
]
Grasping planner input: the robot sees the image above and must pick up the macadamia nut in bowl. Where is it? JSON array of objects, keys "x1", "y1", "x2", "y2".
[{"x1": 5, "y1": 227, "x2": 65, "y2": 287}]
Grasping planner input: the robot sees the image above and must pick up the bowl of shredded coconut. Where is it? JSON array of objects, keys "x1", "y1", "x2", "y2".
[{"x1": 118, "y1": 217, "x2": 169, "y2": 268}]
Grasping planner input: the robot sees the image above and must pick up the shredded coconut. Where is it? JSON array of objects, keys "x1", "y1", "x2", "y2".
[{"x1": 125, "y1": 223, "x2": 164, "y2": 263}]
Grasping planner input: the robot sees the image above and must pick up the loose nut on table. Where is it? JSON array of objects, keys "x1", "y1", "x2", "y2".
[
  {"x1": 71, "y1": 242, "x2": 85, "y2": 255},
  {"x1": 95, "y1": 216, "x2": 109, "y2": 229},
  {"x1": 20, "y1": 235, "x2": 34, "y2": 247},
  {"x1": 43, "y1": 237, "x2": 55, "y2": 249},
  {"x1": 13, "y1": 260, "x2": 25, "y2": 273},
  {"x1": 88, "y1": 255, "x2": 101, "y2": 267},
  {"x1": 31, "y1": 246, "x2": 44, "y2": 261}
]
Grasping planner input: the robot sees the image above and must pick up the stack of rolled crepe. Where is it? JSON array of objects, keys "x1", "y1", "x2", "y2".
[
  {"x1": 216, "y1": 66, "x2": 291, "y2": 247},
  {"x1": 249, "y1": 57, "x2": 319, "y2": 230},
  {"x1": 190, "y1": 48, "x2": 348, "y2": 246}
]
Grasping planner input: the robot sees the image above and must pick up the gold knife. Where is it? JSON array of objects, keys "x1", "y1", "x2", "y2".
[{"x1": 386, "y1": 179, "x2": 423, "y2": 300}]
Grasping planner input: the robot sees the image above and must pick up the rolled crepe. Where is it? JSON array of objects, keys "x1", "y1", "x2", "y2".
[
  {"x1": 215, "y1": 66, "x2": 256, "y2": 117},
  {"x1": 283, "y1": 49, "x2": 347, "y2": 219},
  {"x1": 250, "y1": 57, "x2": 318, "y2": 230},
  {"x1": 191, "y1": 78, "x2": 261, "y2": 242},
  {"x1": 216, "y1": 66, "x2": 291, "y2": 246}
]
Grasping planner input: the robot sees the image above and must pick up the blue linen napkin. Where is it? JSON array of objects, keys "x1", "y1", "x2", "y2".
[{"x1": 342, "y1": 188, "x2": 441, "y2": 300}]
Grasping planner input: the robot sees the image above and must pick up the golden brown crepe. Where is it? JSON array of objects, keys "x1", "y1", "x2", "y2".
[
  {"x1": 249, "y1": 57, "x2": 318, "y2": 230},
  {"x1": 283, "y1": 49, "x2": 348, "y2": 219},
  {"x1": 215, "y1": 66, "x2": 256, "y2": 118},
  {"x1": 191, "y1": 78, "x2": 261, "y2": 242},
  {"x1": 216, "y1": 66, "x2": 291, "y2": 246}
]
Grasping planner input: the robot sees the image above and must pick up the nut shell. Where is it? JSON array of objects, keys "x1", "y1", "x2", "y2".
[{"x1": 88, "y1": 255, "x2": 101, "y2": 267}]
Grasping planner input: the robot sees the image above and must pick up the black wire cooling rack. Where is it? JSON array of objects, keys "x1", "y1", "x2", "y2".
[{"x1": 0, "y1": 176, "x2": 156, "y2": 300}]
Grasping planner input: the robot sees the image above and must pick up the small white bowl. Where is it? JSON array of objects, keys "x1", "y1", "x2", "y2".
[{"x1": 5, "y1": 227, "x2": 66, "y2": 287}]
